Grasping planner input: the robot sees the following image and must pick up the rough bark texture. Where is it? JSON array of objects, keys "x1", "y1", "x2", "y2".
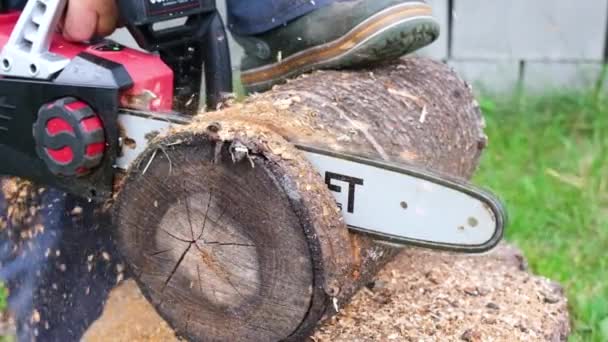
[
  {"x1": 113, "y1": 57, "x2": 489, "y2": 341},
  {"x1": 83, "y1": 243, "x2": 570, "y2": 341}
]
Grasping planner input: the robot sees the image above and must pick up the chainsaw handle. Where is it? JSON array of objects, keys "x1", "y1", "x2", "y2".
[{"x1": 200, "y1": 12, "x2": 232, "y2": 109}]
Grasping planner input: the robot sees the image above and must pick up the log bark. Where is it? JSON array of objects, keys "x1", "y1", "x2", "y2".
[{"x1": 113, "y1": 57, "x2": 488, "y2": 341}]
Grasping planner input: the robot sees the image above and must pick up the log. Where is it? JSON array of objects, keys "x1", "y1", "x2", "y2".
[{"x1": 112, "y1": 57, "x2": 488, "y2": 341}]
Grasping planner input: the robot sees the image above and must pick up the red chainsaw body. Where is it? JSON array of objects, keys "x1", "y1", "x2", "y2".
[
  {"x1": 0, "y1": 11, "x2": 175, "y2": 112},
  {"x1": 0, "y1": 4, "x2": 231, "y2": 200}
]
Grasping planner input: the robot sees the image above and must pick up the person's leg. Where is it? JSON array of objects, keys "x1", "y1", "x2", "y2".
[
  {"x1": 229, "y1": 0, "x2": 440, "y2": 93},
  {"x1": 227, "y1": 0, "x2": 335, "y2": 36},
  {"x1": 3, "y1": 0, "x2": 26, "y2": 10}
]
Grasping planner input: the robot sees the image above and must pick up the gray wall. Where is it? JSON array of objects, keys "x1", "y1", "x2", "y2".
[
  {"x1": 111, "y1": 0, "x2": 608, "y2": 96},
  {"x1": 419, "y1": 0, "x2": 608, "y2": 95}
]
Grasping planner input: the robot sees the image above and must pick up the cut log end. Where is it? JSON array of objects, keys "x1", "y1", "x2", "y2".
[{"x1": 115, "y1": 136, "x2": 316, "y2": 340}]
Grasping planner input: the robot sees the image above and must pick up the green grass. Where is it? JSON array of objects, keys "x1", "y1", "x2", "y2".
[
  {"x1": 0, "y1": 284, "x2": 7, "y2": 341},
  {"x1": 0, "y1": 285, "x2": 5, "y2": 312},
  {"x1": 474, "y1": 93, "x2": 608, "y2": 342}
]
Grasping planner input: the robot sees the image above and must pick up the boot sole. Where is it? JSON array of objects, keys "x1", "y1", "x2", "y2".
[{"x1": 241, "y1": 2, "x2": 439, "y2": 92}]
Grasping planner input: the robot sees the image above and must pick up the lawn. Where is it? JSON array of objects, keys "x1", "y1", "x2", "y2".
[{"x1": 474, "y1": 93, "x2": 608, "y2": 342}]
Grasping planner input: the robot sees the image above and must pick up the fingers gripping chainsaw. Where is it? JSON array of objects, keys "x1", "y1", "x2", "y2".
[{"x1": 0, "y1": 0, "x2": 506, "y2": 252}]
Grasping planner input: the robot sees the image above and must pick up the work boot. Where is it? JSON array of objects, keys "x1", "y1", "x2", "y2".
[{"x1": 235, "y1": 0, "x2": 439, "y2": 93}]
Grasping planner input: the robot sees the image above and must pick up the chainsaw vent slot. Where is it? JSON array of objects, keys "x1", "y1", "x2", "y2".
[
  {"x1": 29, "y1": 2, "x2": 46, "y2": 31},
  {"x1": 33, "y1": 0, "x2": 46, "y2": 17},
  {"x1": 24, "y1": 30, "x2": 37, "y2": 44},
  {"x1": 32, "y1": 13, "x2": 44, "y2": 25}
]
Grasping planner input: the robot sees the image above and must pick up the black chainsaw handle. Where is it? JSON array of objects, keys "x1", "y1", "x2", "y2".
[
  {"x1": 119, "y1": 0, "x2": 233, "y2": 111},
  {"x1": 200, "y1": 13, "x2": 232, "y2": 109}
]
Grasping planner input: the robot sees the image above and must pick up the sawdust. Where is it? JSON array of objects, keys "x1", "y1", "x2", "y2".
[
  {"x1": 82, "y1": 279, "x2": 179, "y2": 342},
  {"x1": 84, "y1": 243, "x2": 569, "y2": 341},
  {"x1": 2, "y1": 179, "x2": 40, "y2": 229},
  {"x1": 312, "y1": 243, "x2": 570, "y2": 342}
]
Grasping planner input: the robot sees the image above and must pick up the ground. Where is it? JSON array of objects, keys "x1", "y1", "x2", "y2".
[
  {"x1": 1, "y1": 93, "x2": 606, "y2": 341},
  {"x1": 82, "y1": 243, "x2": 569, "y2": 341}
]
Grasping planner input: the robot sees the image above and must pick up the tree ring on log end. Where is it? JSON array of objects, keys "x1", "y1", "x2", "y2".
[{"x1": 113, "y1": 134, "x2": 324, "y2": 341}]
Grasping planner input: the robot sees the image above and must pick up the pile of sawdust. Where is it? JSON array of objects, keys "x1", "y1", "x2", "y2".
[
  {"x1": 82, "y1": 280, "x2": 177, "y2": 342},
  {"x1": 312, "y1": 243, "x2": 569, "y2": 341},
  {"x1": 84, "y1": 243, "x2": 569, "y2": 341}
]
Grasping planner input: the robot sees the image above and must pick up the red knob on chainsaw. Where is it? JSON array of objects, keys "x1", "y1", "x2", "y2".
[{"x1": 33, "y1": 97, "x2": 106, "y2": 176}]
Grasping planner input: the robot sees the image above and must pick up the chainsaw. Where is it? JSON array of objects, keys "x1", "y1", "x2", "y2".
[{"x1": 0, "y1": 0, "x2": 506, "y2": 253}]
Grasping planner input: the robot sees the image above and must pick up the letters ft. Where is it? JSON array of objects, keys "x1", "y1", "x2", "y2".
[{"x1": 324, "y1": 172, "x2": 364, "y2": 214}]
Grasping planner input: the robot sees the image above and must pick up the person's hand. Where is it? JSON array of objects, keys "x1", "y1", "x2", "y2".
[{"x1": 62, "y1": 0, "x2": 118, "y2": 42}]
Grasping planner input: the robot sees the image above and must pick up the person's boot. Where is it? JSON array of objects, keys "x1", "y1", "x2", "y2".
[{"x1": 235, "y1": 0, "x2": 439, "y2": 93}]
